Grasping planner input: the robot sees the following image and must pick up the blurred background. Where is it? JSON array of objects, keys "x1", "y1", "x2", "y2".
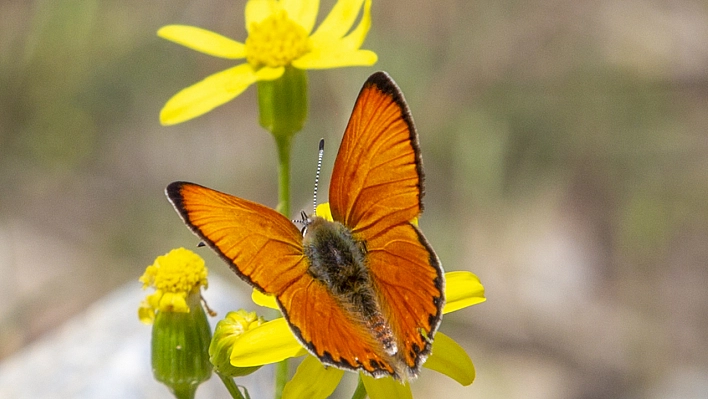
[{"x1": 2, "y1": 0, "x2": 708, "y2": 397}]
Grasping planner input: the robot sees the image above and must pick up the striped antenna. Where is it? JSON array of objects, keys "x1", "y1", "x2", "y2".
[{"x1": 313, "y1": 138, "x2": 325, "y2": 214}]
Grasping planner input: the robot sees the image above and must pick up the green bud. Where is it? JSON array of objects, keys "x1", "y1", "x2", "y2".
[
  {"x1": 257, "y1": 66, "x2": 308, "y2": 138},
  {"x1": 209, "y1": 310, "x2": 265, "y2": 378},
  {"x1": 152, "y1": 291, "x2": 212, "y2": 399}
]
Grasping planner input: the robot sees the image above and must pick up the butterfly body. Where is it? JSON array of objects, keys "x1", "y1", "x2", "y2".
[{"x1": 167, "y1": 72, "x2": 444, "y2": 381}]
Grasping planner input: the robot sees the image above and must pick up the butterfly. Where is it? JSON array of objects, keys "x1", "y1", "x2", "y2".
[{"x1": 166, "y1": 72, "x2": 444, "y2": 381}]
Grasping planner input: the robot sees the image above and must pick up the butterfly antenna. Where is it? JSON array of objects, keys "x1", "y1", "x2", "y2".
[{"x1": 313, "y1": 138, "x2": 325, "y2": 215}]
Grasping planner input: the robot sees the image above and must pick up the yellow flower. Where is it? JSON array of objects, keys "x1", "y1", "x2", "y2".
[
  {"x1": 139, "y1": 247, "x2": 209, "y2": 324},
  {"x1": 158, "y1": 0, "x2": 377, "y2": 125},
  {"x1": 237, "y1": 203, "x2": 486, "y2": 398}
]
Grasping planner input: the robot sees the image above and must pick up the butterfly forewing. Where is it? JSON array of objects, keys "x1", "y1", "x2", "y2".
[
  {"x1": 166, "y1": 182, "x2": 308, "y2": 294},
  {"x1": 329, "y1": 72, "x2": 424, "y2": 237}
]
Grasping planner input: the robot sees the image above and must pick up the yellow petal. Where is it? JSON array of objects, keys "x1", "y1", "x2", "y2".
[
  {"x1": 138, "y1": 300, "x2": 155, "y2": 325},
  {"x1": 292, "y1": 48, "x2": 377, "y2": 70},
  {"x1": 230, "y1": 317, "x2": 308, "y2": 367},
  {"x1": 157, "y1": 25, "x2": 246, "y2": 59},
  {"x1": 245, "y1": 0, "x2": 280, "y2": 31},
  {"x1": 255, "y1": 65, "x2": 286, "y2": 80},
  {"x1": 310, "y1": 0, "x2": 365, "y2": 42},
  {"x1": 252, "y1": 289, "x2": 279, "y2": 310},
  {"x1": 282, "y1": 355, "x2": 345, "y2": 399},
  {"x1": 424, "y1": 332, "x2": 475, "y2": 386},
  {"x1": 315, "y1": 203, "x2": 333, "y2": 221},
  {"x1": 338, "y1": 0, "x2": 372, "y2": 50},
  {"x1": 362, "y1": 375, "x2": 412, "y2": 399},
  {"x1": 282, "y1": 0, "x2": 320, "y2": 34},
  {"x1": 443, "y1": 271, "x2": 486, "y2": 314},
  {"x1": 158, "y1": 292, "x2": 189, "y2": 313},
  {"x1": 160, "y1": 64, "x2": 257, "y2": 125}
]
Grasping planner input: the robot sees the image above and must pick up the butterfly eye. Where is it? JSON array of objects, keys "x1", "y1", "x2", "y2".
[{"x1": 301, "y1": 225, "x2": 308, "y2": 236}]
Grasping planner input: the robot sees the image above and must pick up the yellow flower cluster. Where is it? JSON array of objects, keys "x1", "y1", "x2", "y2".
[{"x1": 139, "y1": 248, "x2": 209, "y2": 324}]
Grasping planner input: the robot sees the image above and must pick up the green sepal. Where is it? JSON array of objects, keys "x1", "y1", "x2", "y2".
[
  {"x1": 257, "y1": 66, "x2": 308, "y2": 138},
  {"x1": 151, "y1": 291, "x2": 212, "y2": 399}
]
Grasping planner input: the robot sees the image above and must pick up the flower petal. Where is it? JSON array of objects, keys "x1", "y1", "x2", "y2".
[
  {"x1": 255, "y1": 65, "x2": 286, "y2": 80},
  {"x1": 424, "y1": 332, "x2": 475, "y2": 386},
  {"x1": 282, "y1": 356, "x2": 345, "y2": 399},
  {"x1": 160, "y1": 64, "x2": 257, "y2": 125},
  {"x1": 443, "y1": 271, "x2": 486, "y2": 314},
  {"x1": 282, "y1": 0, "x2": 320, "y2": 34},
  {"x1": 315, "y1": 203, "x2": 333, "y2": 221},
  {"x1": 252, "y1": 289, "x2": 279, "y2": 310},
  {"x1": 161, "y1": 64, "x2": 284, "y2": 125},
  {"x1": 292, "y1": 48, "x2": 377, "y2": 69},
  {"x1": 230, "y1": 317, "x2": 307, "y2": 367},
  {"x1": 138, "y1": 300, "x2": 155, "y2": 325},
  {"x1": 310, "y1": 0, "x2": 365, "y2": 42},
  {"x1": 245, "y1": 0, "x2": 280, "y2": 31},
  {"x1": 158, "y1": 292, "x2": 189, "y2": 313},
  {"x1": 157, "y1": 25, "x2": 246, "y2": 59},
  {"x1": 362, "y1": 375, "x2": 412, "y2": 399},
  {"x1": 339, "y1": 0, "x2": 372, "y2": 50}
]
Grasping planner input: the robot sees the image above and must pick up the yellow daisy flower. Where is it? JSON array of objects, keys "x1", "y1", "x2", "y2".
[{"x1": 158, "y1": 0, "x2": 377, "y2": 125}]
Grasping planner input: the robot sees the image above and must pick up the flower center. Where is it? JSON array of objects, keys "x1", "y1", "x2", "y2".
[{"x1": 245, "y1": 10, "x2": 310, "y2": 69}]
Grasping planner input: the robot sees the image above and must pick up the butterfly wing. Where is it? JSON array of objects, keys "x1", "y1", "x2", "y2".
[
  {"x1": 329, "y1": 72, "x2": 445, "y2": 376},
  {"x1": 166, "y1": 182, "x2": 307, "y2": 294},
  {"x1": 329, "y1": 72, "x2": 425, "y2": 235}
]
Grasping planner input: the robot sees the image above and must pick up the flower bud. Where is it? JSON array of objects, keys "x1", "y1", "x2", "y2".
[{"x1": 210, "y1": 310, "x2": 266, "y2": 377}]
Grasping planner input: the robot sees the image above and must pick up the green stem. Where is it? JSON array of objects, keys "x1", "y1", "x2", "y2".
[
  {"x1": 218, "y1": 373, "x2": 247, "y2": 399},
  {"x1": 274, "y1": 358, "x2": 289, "y2": 399},
  {"x1": 351, "y1": 375, "x2": 368, "y2": 399},
  {"x1": 274, "y1": 134, "x2": 292, "y2": 217},
  {"x1": 274, "y1": 133, "x2": 292, "y2": 399}
]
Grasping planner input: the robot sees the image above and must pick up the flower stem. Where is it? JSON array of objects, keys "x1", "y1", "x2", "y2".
[
  {"x1": 274, "y1": 134, "x2": 292, "y2": 217},
  {"x1": 274, "y1": 358, "x2": 289, "y2": 399},
  {"x1": 218, "y1": 373, "x2": 247, "y2": 399},
  {"x1": 257, "y1": 66, "x2": 307, "y2": 399},
  {"x1": 351, "y1": 375, "x2": 367, "y2": 399},
  {"x1": 273, "y1": 132, "x2": 292, "y2": 399}
]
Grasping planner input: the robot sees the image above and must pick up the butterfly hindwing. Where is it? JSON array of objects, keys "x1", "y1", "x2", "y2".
[
  {"x1": 366, "y1": 222, "x2": 444, "y2": 372},
  {"x1": 166, "y1": 181, "x2": 308, "y2": 294},
  {"x1": 275, "y1": 274, "x2": 400, "y2": 377}
]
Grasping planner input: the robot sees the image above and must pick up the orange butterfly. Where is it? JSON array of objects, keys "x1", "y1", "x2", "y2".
[{"x1": 166, "y1": 72, "x2": 444, "y2": 381}]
